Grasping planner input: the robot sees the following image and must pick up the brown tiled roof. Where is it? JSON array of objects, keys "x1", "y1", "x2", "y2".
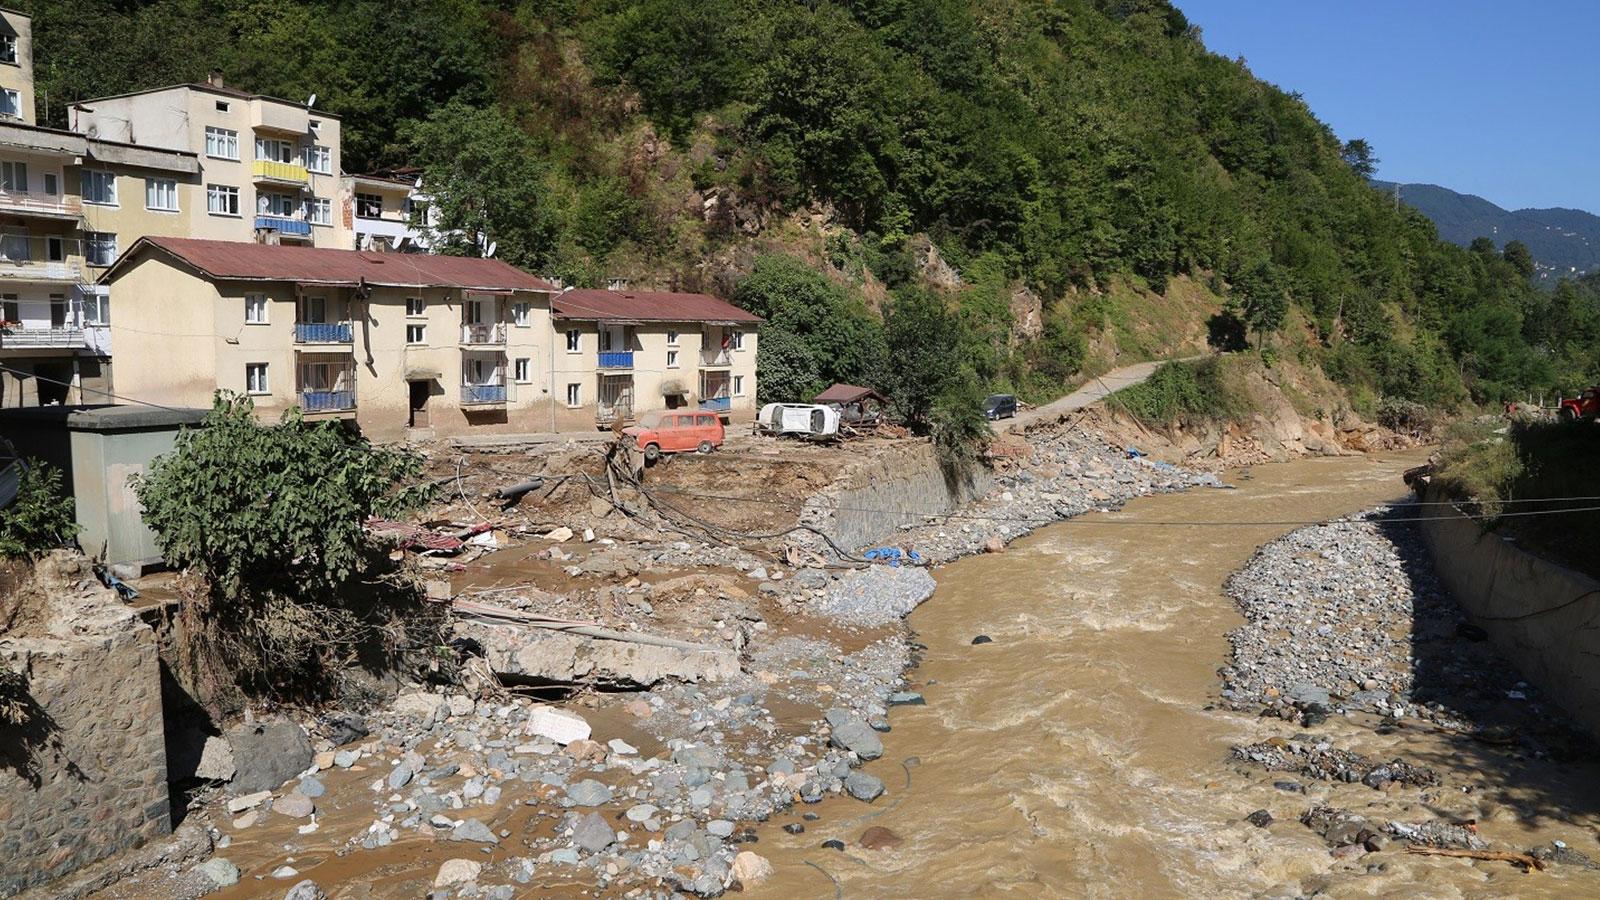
[
  {"x1": 553, "y1": 289, "x2": 762, "y2": 325},
  {"x1": 813, "y1": 383, "x2": 886, "y2": 404},
  {"x1": 102, "y1": 237, "x2": 558, "y2": 293}
]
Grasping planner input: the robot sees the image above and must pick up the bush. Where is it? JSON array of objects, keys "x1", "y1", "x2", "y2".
[
  {"x1": 0, "y1": 459, "x2": 78, "y2": 558},
  {"x1": 1112, "y1": 358, "x2": 1252, "y2": 427},
  {"x1": 930, "y1": 369, "x2": 992, "y2": 466}
]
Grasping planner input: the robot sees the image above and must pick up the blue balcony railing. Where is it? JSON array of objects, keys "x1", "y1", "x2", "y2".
[
  {"x1": 295, "y1": 322, "x2": 352, "y2": 343},
  {"x1": 462, "y1": 384, "x2": 507, "y2": 404},
  {"x1": 300, "y1": 389, "x2": 355, "y2": 412},
  {"x1": 598, "y1": 351, "x2": 634, "y2": 369},
  {"x1": 255, "y1": 215, "x2": 312, "y2": 236},
  {"x1": 700, "y1": 396, "x2": 732, "y2": 412}
]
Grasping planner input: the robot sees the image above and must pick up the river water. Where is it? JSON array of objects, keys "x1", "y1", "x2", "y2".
[{"x1": 751, "y1": 451, "x2": 1600, "y2": 898}]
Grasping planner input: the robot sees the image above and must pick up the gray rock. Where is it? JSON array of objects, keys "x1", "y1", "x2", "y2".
[
  {"x1": 824, "y1": 709, "x2": 883, "y2": 760},
  {"x1": 227, "y1": 721, "x2": 314, "y2": 794},
  {"x1": 449, "y1": 818, "x2": 499, "y2": 844},
  {"x1": 282, "y1": 880, "x2": 324, "y2": 900},
  {"x1": 387, "y1": 765, "x2": 414, "y2": 790},
  {"x1": 887, "y1": 691, "x2": 925, "y2": 706},
  {"x1": 297, "y1": 775, "x2": 326, "y2": 799},
  {"x1": 195, "y1": 858, "x2": 240, "y2": 887},
  {"x1": 272, "y1": 792, "x2": 315, "y2": 819},
  {"x1": 572, "y1": 811, "x2": 615, "y2": 853},
  {"x1": 706, "y1": 820, "x2": 735, "y2": 837},
  {"x1": 626, "y1": 803, "x2": 658, "y2": 823},
  {"x1": 334, "y1": 749, "x2": 359, "y2": 769},
  {"x1": 195, "y1": 736, "x2": 237, "y2": 781},
  {"x1": 566, "y1": 779, "x2": 614, "y2": 806},
  {"x1": 844, "y1": 772, "x2": 884, "y2": 802},
  {"x1": 549, "y1": 847, "x2": 580, "y2": 864}
]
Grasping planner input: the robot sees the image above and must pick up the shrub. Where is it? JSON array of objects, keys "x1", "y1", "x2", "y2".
[
  {"x1": 1112, "y1": 358, "x2": 1252, "y2": 427},
  {"x1": 0, "y1": 460, "x2": 78, "y2": 558}
]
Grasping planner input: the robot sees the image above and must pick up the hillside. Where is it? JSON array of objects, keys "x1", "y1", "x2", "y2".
[
  {"x1": 17, "y1": 0, "x2": 1600, "y2": 410},
  {"x1": 1375, "y1": 181, "x2": 1600, "y2": 279}
]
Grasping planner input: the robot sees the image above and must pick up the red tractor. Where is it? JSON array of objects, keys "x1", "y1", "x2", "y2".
[{"x1": 1560, "y1": 386, "x2": 1600, "y2": 422}]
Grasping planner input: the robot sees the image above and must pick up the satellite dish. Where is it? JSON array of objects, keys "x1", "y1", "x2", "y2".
[
  {"x1": 485, "y1": 241, "x2": 497, "y2": 258},
  {"x1": 306, "y1": 93, "x2": 317, "y2": 108}
]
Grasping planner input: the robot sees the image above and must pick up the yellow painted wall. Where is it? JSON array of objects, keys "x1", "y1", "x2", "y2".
[
  {"x1": 105, "y1": 255, "x2": 221, "y2": 407},
  {"x1": 0, "y1": 11, "x2": 35, "y2": 125}
]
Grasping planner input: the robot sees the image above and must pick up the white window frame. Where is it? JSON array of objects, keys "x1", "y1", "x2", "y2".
[
  {"x1": 0, "y1": 89, "x2": 19, "y2": 119},
  {"x1": 303, "y1": 144, "x2": 332, "y2": 175},
  {"x1": 205, "y1": 126, "x2": 239, "y2": 161},
  {"x1": 42, "y1": 172, "x2": 57, "y2": 195},
  {"x1": 514, "y1": 357, "x2": 531, "y2": 383},
  {"x1": 733, "y1": 374, "x2": 746, "y2": 396},
  {"x1": 405, "y1": 323, "x2": 426, "y2": 345},
  {"x1": 666, "y1": 349, "x2": 679, "y2": 368},
  {"x1": 0, "y1": 35, "x2": 16, "y2": 65},
  {"x1": 81, "y1": 292, "x2": 110, "y2": 326},
  {"x1": 730, "y1": 330, "x2": 746, "y2": 351},
  {"x1": 405, "y1": 297, "x2": 426, "y2": 317},
  {"x1": 145, "y1": 177, "x2": 178, "y2": 212},
  {"x1": 565, "y1": 329, "x2": 581, "y2": 353},
  {"x1": 666, "y1": 329, "x2": 679, "y2": 346},
  {"x1": 254, "y1": 137, "x2": 295, "y2": 163},
  {"x1": 355, "y1": 192, "x2": 383, "y2": 218},
  {"x1": 565, "y1": 383, "x2": 581, "y2": 407},
  {"x1": 245, "y1": 363, "x2": 269, "y2": 395},
  {"x1": 512, "y1": 301, "x2": 531, "y2": 327},
  {"x1": 244, "y1": 293, "x2": 268, "y2": 324},
  {"x1": 82, "y1": 170, "x2": 117, "y2": 206},
  {"x1": 84, "y1": 231, "x2": 117, "y2": 266},
  {"x1": 258, "y1": 191, "x2": 297, "y2": 217},
  {"x1": 0, "y1": 160, "x2": 26, "y2": 192},
  {"x1": 307, "y1": 197, "x2": 331, "y2": 226},
  {"x1": 207, "y1": 184, "x2": 239, "y2": 216}
]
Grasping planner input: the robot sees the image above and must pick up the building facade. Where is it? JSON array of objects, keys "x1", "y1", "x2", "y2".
[
  {"x1": 68, "y1": 75, "x2": 352, "y2": 251},
  {"x1": 549, "y1": 289, "x2": 761, "y2": 431},
  {"x1": 340, "y1": 170, "x2": 435, "y2": 252}
]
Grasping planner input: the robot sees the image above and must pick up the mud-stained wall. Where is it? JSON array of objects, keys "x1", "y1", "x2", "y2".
[
  {"x1": 0, "y1": 558, "x2": 170, "y2": 896},
  {"x1": 1417, "y1": 484, "x2": 1600, "y2": 743},
  {"x1": 802, "y1": 441, "x2": 995, "y2": 552}
]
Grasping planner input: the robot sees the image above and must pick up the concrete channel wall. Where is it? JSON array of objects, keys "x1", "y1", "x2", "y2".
[
  {"x1": 1417, "y1": 484, "x2": 1600, "y2": 742},
  {"x1": 805, "y1": 442, "x2": 995, "y2": 552}
]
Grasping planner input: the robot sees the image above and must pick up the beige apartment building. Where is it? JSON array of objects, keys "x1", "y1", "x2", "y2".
[
  {"x1": 68, "y1": 76, "x2": 351, "y2": 251},
  {"x1": 0, "y1": 7, "x2": 36, "y2": 125},
  {"x1": 100, "y1": 237, "x2": 560, "y2": 441},
  {"x1": 340, "y1": 170, "x2": 434, "y2": 252},
  {"x1": 550, "y1": 289, "x2": 761, "y2": 431}
]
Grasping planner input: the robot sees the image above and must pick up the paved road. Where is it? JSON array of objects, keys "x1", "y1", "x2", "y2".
[{"x1": 1006, "y1": 356, "x2": 1204, "y2": 432}]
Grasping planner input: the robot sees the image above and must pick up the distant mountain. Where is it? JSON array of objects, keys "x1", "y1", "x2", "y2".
[{"x1": 1375, "y1": 181, "x2": 1600, "y2": 280}]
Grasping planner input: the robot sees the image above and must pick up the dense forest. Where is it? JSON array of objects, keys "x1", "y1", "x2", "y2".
[{"x1": 21, "y1": 0, "x2": 1600, "y2": 415}]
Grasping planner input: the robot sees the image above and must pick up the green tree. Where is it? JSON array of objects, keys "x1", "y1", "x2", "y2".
[
  {"x1": 882, "y1": 288, "x2": 963, "y2": 428},
  {"x1": 735, "y1": 255, "x2": 885, "y2": 403},
  {"x1": 0, "y1": 460, "x2": 78, "y2": 558},
  {"x1": 1502, "y1": 240, "x2": 1535, "y2": 280},
  {"x1": 1340, "y1": 138, "x2": 1379, "y2": 179}
]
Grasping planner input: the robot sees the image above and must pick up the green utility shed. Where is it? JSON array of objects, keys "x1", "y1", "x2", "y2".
[{"x1": 1, "y1": 404, "x2": 206, "y2": 573}]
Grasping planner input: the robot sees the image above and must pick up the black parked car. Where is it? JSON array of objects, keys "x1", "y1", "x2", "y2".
[{"x1": 982, "y1": 393, "x2": 1017, "y2": 420}]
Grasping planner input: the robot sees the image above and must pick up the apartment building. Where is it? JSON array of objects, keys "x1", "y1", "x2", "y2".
[
  {"x1": 550, "y1": 289, "x2": 761, "y2": 431},
  {"x1": 67, "y1": 75, "x2": 352, "y2": 251},
  {"x1": 0, "y1": 8, "x2": 36, "y2": 124},
  {"x1": 99, "y1": 237, "x2": 560, "y2": 440},
  {"x1": 340, "y1": 170, "x2": 435, "y2": 252}
]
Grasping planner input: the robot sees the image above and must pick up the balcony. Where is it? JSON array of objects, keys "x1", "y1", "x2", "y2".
[
  {"x1": 699, "y1": 349, "x2": 731, "y2": 367},
  {"x1": 252, "y1": 159, "x2": 309, "y2": 186},
  {"x1": 294, "y1": 322, "x2": 353, "y2": 344},
  {"x1": 299, "y1": 389, "x2": 355, "y2": 413},
  {"x1": 0, "y1": 191, "x2": 82, "y2": 221},
  {"x1": 460, "y1": 322, "x2": 505, "y2": 345},
  {"x1": 0, "y1": 259, "x2": 84, "y2": 283},
  {"x1": 598, "y1": 351, "x2": 634, "y2": 369},
  {"x1": 700, "y1": 396, "x2": 732, "y2": 412},
  {"x1": 0, "y1": 326, "x2": 85, "y2": 349},
  {"x1": 461, "y1": 383, "x2": 507, "y2": 405},
  {"x1": 255, "y1": 215, "x2": 312, "y2": 236}
]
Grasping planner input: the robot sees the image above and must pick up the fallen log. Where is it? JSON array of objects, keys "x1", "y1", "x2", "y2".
[
  {"x1": 1404, "y1": 845, "x2": 1547, "y2": 871},
  {"x1": 490, "y1": 478, "x2": 545, "y2": 501},
  {"x1": 447, "y1": 598, "x2": 734, "y2": 655}
]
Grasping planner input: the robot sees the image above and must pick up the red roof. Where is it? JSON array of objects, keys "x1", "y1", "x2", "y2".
[
  {"x1": 552, "y1": 289, "x2": 762, "y2": 325},
  {"x1": 102, "y1": 237, "x2": 558, "y2": 293}
]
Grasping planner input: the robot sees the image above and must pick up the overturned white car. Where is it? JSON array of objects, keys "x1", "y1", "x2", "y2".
[{"x1": 756, "y1": 402, "x2": 841, "y2": 437}]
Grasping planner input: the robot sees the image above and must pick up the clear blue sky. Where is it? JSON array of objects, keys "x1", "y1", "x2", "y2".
[{"x1": 1177, "y1": 1, "x2": 1600, "y2": 214}]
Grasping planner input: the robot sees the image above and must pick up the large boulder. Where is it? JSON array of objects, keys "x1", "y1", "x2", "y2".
[{"x1": 226, "y1": 721, "x2": 313, "y2": 794}]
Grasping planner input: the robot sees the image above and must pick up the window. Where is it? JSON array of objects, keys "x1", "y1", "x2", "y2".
[
  {"x1": 730, "y1": 330, "x2": 746, "y2": 351},
  {"x1": 406, "y1": 323, "x2": 426, "y2": 345},
  {"x1": 246, "y1": 363, "x2": 269, "y2": 395},
  {"x1": 254, "y1": 137, "x2": 295, "y2": 163},
  {"x1": 258, "y1": 192, "x2": 297, "y2": 216},
  {"x1": 512, "y1": 302, "x2": 531, "y2": 326},
  {"x1": 565, "y1": 329, "x2": 581, "y2": 352},
  {"x1": 85, "y1": 232, "x2": 116, "y2": 266},
  {"x1": 514, "y1": 357, "x2": 531, "y2": 383},
  {"x1": 0, "y1": 161, "x2": 25, "y2": 192},
  {"x1": 309, "y1": 119, "x2": 320, "y2": 133},
  {"x1": 46, "y1": 237, "x2": 63, "y2": 262},
  {"x1": 565, "y1": 383, "x2": 581, "y2": 407},
  {"x1": 0, "y1": 231, "x2": 27, "y2": 261},
  {"x1": 43, "y1": 173, "x2": 56, "y2": 195},
  {"x1": 81, "y1": 292, "x2": 110, "y2": 326},
  {"x1": 205, "y1": 126, "x2": 239, "y2": 160},
  {"x1": 666, "y1": 330, "x2": 679, "y2": 346},
  {"x1": 82, "y1": 170, "x2": 117, "y2": 205},
  {"x1": 145, "y1": 178, "x2": 178, "y2": 211},
  {"x1": 207, "y1": 184, "x2": 239, "y2": 216},
  {"x1": 733, "y1": 374, "x2": 746, "y2": 396},
  {"x1": 406, "y1": 297, "x2": 425, "y2": 317},
  {"x1": 244, "y1": 294, "x2": 268, "y2": 324},
  {"x1": 355, "y1": 193, "x2": 382, "y2": 218},
  {"x1": 666, "y1": 349, "x2": 679, "y2": 368},
  {"x1": 303, "y1": 144, "x2": 331, "y2": 174},
  {"x1": 0, "y1": 35, "x2": 15, "y2": 64},
  {"x1": 1, "y1": 295, "x2": 16, "y2": 322},
  {"x1": 0, "y1": 90, "x2": 18, "y2": 119},
  {"x1": 307, "y1": 197, "x2": 331, "y2": 226}
]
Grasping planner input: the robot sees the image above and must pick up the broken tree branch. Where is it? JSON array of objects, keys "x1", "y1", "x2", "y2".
[{"x1": 1404, "y1": 845, "x2": 1547, "y2": 871}]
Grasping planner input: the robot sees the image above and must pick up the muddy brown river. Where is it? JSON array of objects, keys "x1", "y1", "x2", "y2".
[{"x1": 751, "y1": 451, "x2": 1600, "y2": 898}]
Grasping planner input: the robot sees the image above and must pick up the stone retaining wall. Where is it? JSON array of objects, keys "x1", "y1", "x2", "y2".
[
  {"x1": 0, "y1": 557, "x2": 170, "y2": 897},
  {"x1": 802, "y1": 442, "x2": 995, "y2": 552},
  {"x1": 1417, "y1": 484, "x2": 1600, "y2": 742}
]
